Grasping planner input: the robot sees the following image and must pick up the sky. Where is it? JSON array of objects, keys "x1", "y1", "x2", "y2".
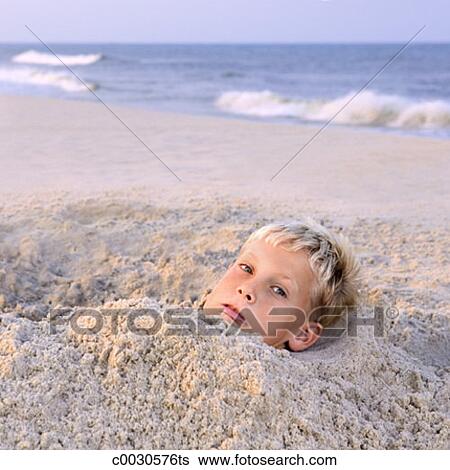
[{"x1": 1, "y1": 0, "x2": 449, "y2": 43}]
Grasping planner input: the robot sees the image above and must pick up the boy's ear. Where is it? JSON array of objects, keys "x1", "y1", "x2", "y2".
[{"x1": 287, "y1": 322, "x2": 323, "y2": 352}]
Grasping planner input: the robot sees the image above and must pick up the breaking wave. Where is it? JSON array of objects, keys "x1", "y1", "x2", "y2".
[
  {"x1": 215, "y1": 90, "x2": 450, "y2": 130},
  {"x1": 12, "y1": 49, "x2": 103, "y2": 66},
  {"x1": 0, "y1": 67, "x2": 97, "y2": 92}
]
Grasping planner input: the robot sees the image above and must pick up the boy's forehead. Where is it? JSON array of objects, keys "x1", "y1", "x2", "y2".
[
  {"x1": 241, "y1": 239, "x2": 270, "y2": 255},
  {"x1": 241, "y1": 239, "x2": 314, "y2": 279}
]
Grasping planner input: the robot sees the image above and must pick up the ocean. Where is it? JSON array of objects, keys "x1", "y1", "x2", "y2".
[{"x1": 0, "y1": 43, "x2": 449, "y2": 137}]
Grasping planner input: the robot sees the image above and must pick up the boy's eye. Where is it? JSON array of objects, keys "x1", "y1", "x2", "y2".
[
  {"x1": 239, "y1": 263, "x2": 253, "y2": 274},
  {"x1": 239, "y1": 264, "x2": 287, "y2": 298},
  {"x1": 272, "y1": 286, "x2": 287, "y2": 298}
]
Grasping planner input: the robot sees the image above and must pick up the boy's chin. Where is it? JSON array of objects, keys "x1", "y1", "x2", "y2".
[
  {"x1": 220, "y1": 311, "x2": 230, "y2": 322},
  {"x1": 221, "y1": 311, "x2": 239, "y2": 325}
]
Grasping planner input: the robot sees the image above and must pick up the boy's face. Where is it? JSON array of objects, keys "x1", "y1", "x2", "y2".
[{"x1": 203, "y1": 238, "x2": 319, "y2": 350}]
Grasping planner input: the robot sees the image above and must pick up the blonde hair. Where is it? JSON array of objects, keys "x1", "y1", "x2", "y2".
[{"x1": 240, "y1": 217, "x2": 361, "y2": 328}]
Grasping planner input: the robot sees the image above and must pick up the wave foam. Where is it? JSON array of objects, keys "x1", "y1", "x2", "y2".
[
  {"x1": 12, "y1": 49, "x2": 103, "y2": 66},
  {"x1": 0, "y1": 67, "x2": 97, "y2": 92},
  {"x1": 215, "y1": 90, "x2": 450, "y2": 130}
]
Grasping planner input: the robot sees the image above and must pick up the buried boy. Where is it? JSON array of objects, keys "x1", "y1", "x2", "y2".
[{"x1": 201, "y1": 218, "x2": 361, "y2": 351}]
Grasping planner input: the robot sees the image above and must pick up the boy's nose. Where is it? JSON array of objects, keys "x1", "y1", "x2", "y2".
[{"x1": 237, "y1": 286, "x2": 255, "y2": 303}]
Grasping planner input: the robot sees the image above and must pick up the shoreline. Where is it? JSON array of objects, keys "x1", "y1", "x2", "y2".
[
  {"x1": 1, "y1": 93, "x2": 449, "y2": 226},
  {"x1": 2, "y1": 91, "x2": 450, "y2": 141}
]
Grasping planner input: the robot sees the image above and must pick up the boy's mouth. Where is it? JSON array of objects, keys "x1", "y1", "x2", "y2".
[{"x1": 221, "y1": 304, "x2": 246, "y2": 326}]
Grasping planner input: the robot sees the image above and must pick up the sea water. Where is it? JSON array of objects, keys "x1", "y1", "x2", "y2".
[{"x1": 0, "y1": 43, "x2": 449, "y2": 137}]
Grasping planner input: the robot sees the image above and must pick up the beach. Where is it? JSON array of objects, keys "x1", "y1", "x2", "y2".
[{"x1": 0, "y1": 94, "x2": 449, "y2": 449}]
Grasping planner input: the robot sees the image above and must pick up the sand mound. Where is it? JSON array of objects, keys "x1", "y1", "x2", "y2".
[
  {"x1": 0, "y1": 295, "x2": 447, "y2": 450},
  {"x1": 0, "y1": 191, "x2": 448, "y2": 449}
]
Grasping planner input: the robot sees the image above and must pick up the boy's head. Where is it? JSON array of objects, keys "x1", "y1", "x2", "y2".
[{"x1": 203, "y1": 217, "x2": 361, "y2": 351}]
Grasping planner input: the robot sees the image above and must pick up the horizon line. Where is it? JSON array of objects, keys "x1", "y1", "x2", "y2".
[{"x1": 1, "y1": 40, "x2": 449, "y2": 46}]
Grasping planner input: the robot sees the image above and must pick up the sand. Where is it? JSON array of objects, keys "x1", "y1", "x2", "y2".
[{"x1": 0, "y1": 95, "x2": 449, "y2": 449}]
